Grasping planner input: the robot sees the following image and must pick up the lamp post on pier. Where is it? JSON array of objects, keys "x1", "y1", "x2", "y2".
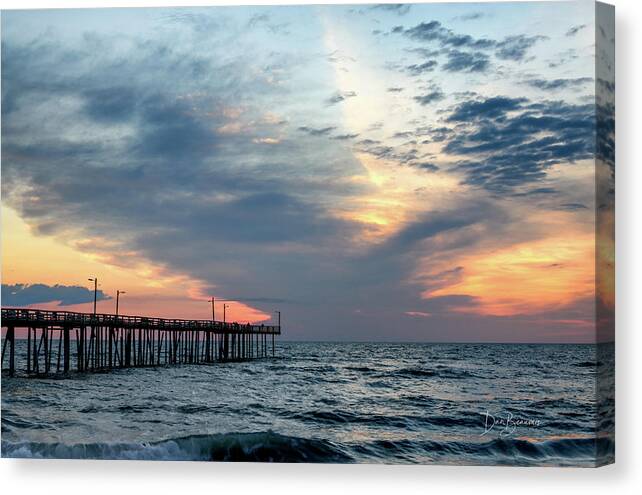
[
  {"x1": 273, "y1": 311, "x2": 280, "y2": 358},
  {"x1": 116, "y1": 290, "x2": 126, "y2": 318},
  {"x1": 209, "y1": 297, "x2": 216, "y2": 322},
  {"x1": 223, "y1": 303, "x2": 229, "y2": 324},
  {"x1": 88, "y1": 278, "x2": 98, "y2": 315}
]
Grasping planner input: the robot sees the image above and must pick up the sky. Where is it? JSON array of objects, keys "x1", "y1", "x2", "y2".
[{"x1": 1, "y1": 2, "x2": 615, "y2": 342}]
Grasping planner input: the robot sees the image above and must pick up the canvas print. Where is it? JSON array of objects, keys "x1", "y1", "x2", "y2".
[{"x1": 1, "y1": 1, "x2": 614, "y2": 467}]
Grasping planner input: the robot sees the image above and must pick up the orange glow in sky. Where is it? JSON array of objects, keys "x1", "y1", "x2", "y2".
[
  {"x1": 2, "y1": 207, "x2": 271, "y2": 323},
  {"x1": 424, "y1": 233, "x2": 596, "y2": 316}
]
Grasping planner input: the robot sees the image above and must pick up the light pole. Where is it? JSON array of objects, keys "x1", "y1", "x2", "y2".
[
  {"x1": 116, "y1": 290, "x2": 126, "y2": 317},
  {"x1": 88, "y1": 278, "x2": 98, "y2": 315},
  {"x1": 273, "y1": 311, "x2": 280, "y2": 358},
  {"x1": 209, "y1": 297, "x2": 216, "y2": 321},
  {"x1": 223, "y1": 303, "x2": 229, "y2": 324}
]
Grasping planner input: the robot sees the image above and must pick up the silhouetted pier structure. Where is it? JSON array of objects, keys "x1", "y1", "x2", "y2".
[{"x1": 1, "y1": 308, "x2": 281, "y2": 376}]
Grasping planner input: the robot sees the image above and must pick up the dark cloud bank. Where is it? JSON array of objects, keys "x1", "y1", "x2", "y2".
[
  {"x1": 2, "y1": 284, "x2": 111, "y2": 307},
  {"x1": 385, "y1": 16, "x2": 561, "y2": 87}
]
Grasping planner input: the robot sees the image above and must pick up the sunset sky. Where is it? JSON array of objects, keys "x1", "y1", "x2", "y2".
[{"x1": 1, "y1": 2, "x2": 614, "y2": 342}]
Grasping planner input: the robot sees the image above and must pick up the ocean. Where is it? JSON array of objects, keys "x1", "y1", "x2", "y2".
[{"x1": 1, "y1": 342, "x2": 614, "y2": 466}]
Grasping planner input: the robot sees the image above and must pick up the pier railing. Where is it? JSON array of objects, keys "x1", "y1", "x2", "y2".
[
  {"x1": 1, "y1": 307, "x2": 280, "y2": 376},
  {"x1": 1, "y1": 307, "x2": 280, "y2": 333}
]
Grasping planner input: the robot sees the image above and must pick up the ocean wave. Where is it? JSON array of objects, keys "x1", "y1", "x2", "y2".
[
  {"x1": 374, "y1": 366, "x2": 478, "y2": 380},
  {"x1": 1, "y1": 431, "x2": 614, "y2": 466},
  {"x1": 397, "y1": 368, "x2": 438, "y2": 378},
  {"x1": 283, "y1": 409, "x2": 417, "y2": 429},
  {"x1": 460, "y1": 436, "x2": 614, "y2": 466},
  {"x1": 374, "y1": 367, "x2": 436, "y2": 379},
  {"x1": 345, "y1": 366, "x2": 376, "y2": 373},
  {"x1": 353, "y1": 435, "x2": 615, "y2": 466},
  {"x1": 79, "y1": 405, "x2": 103, "y2": 413},
  {"x1": 471, "y1": 436, "x2": 615, "y2": 466},
  {"x1": 281, "y1": 409, "x2": 485, "y2": 430},
  {"x1": 531, "y1": 398, "x2": 574, "y2": 407},
  {"x1": 1, "y1": 431, "x2": 354, "y2": 463},
  {"x1": 2, "y1": 415, "x2": 50, "y2": 431},
  {"x1": 175, "y1": 404, "x2": 211, "y2": 414},
  {"x1": 116, "y1": 404, "x2": 150, "y2": 413},
  {"x1": 575, "y1": 361, "x2": 602, "y2": 368},
  {"x1": 426, "y1": 414, "x2": 486, "y2": 428}
]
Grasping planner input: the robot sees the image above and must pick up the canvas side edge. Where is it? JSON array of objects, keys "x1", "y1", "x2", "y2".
[{"x1": 594, "y1": 0, "x2": 615, "y2": 468}]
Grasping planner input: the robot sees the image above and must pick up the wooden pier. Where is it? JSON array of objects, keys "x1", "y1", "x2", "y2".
[{"x1": 1, "y1": 307, "x2": 281, "y2": 377}]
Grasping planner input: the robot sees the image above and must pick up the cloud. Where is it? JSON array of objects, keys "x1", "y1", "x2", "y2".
[
  {"x1": 524, "y1": 77, "x2": 593, "y2": 91},
  {"x1": 597, "y1": 102, "x2": 615, "y2": 174},
  {"x1": 406, "y1": 60, "x2": 438, "y2": 75},
  {"x1": 495, "y1": 35, "x2": 547, "y2": 61},
  {"x1": 443, "y1": 96, "x2": 595, "y2": 192},
  {"x1": 405, "y1": 47, "x2": 442, "y2": 58},
  {"x1": 370, "y1": 4, "x2": 411, "y2": 16},
  {"x1": 332, "y1": 133, "x2": 360, "y2": 140},
  {"x1": 160, "y1": 11, "x2": 220, "y2": 35},
  {"x1": 597, "y1": 78, "x2": 615, "y2": 95},
  {"x1": 405, "y1": 311, "x2": 432, "y2": 317},
  {"x1": 417, "y1": 295, "x2": 480, "y2": 314},
  {"x1": 414, "y1": 125, "x2": 454, "y2": 143},
  {"x1": 253, "y1": 137, "x2": 281, "y2": 144},
  {"x1": 402, "y1": 20, "x2": 495, "y2": 50},
  {"x1": 446, "y1": 96, "x2": 526, "y2": 122},
  {"x1": 399, "y1": 21, "x2": 444, "y2": 42},
  {"x1": 566, "y1": 24, "x2": 587, "y2": 37},
  {"x1": 2, "y1": 283, "x2": 111, "y2": 307},
  {"x1": 246, "y1": 13, "x2": 290, "y2": 35},
  {"x1": 216, "y1": 296, "x2": 291, "y2": 304},
  {"x1": 413, "y1": 90, "x2": 445, "y2": 105},
  {"x1": 326, "y1": 91, "x2": 357, "y2": 105},
  {"x1": 556, "y1": 203, "x2": 588, "y2": 211},
  {"x1": 247, "y1": 13, "x2": 270, "y2": 28},
  {"x1": 373, "y1": 202, "x2": 493, "y2": 258},
  {"x1": 392, "y1": 131, "x2": 413, "y2": 139},
  {"x1": 412, "y1": 162, "x2": 440, "y2": 172},
  {"x1": 453, "y1": 12, "x2": 485, "y2": 22},
  {"x1": 356, "y1": 140, "x2": 423, "y2": 166},
  {"x1": 297, "y1": 126, "x2": 337, "y2": 136},
  {"x1": 82, "y1": 87, "x2": 139, "y2": 123},
  {"x1": 512, "y1": 187, "x2": 558, "y2": 197},
  {"x1": 134, "y1": 94, "x2": 222, "y2": 160},
  {"x1": 443, "y1": 50, "x2": 490, "y2": 72},
  {"x1": 399, "y1": 21, "x2": 546, "y2": 64},
  {"x1": 547, "y1": 48, "x2": 579, "y2": 68}
]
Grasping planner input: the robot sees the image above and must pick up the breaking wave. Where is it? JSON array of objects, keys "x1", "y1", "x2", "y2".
[
  {"x1": 2, "y1": 431, "x2": 614, "y2": 466},
  {"x1": 1, "y1": 431, "x2": 353, "y2": 463}
]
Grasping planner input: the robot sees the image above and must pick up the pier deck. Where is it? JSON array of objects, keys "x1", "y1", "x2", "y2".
[{"x1": 1, "y1": 307, "x2": 280, "y2": 376}]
